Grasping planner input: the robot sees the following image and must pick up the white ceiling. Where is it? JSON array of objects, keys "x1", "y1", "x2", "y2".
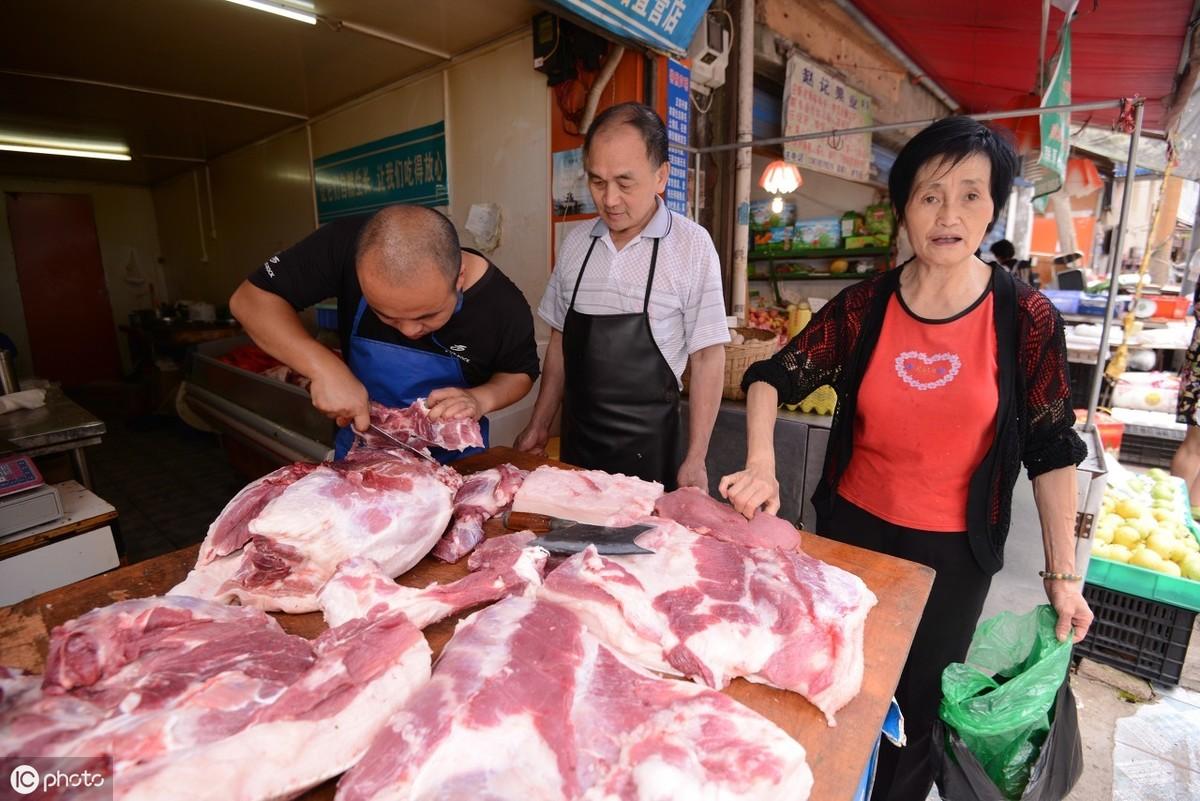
[{"x1": 0, "y1": 0, "x2": 537, "y2": 184}]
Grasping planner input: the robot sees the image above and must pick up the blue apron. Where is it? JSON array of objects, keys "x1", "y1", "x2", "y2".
[{"x1": 332, "y1": 296, "x2": 488, "y2": 462}]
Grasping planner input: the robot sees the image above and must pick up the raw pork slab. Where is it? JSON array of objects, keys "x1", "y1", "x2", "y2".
[
  {"x1": 172, "y1": 456, "x2": 456, "y2": 613},
  {"x1": 511, "y1": 465, "x2": 663, "y2": 525},
  {"x1": 196, "y1": 462, "x2": 318, "y2": 566},
  {"x1": 538, "y1": 519, "x2": 877, "y2": 724},
  {"x1": 335, "y1": 595, "x2": 812, "y2": 801},
  {"x1": 2, "y1": 537, "x2": 547, "y2": 801},
  {"x1": 655, "y1": 486, "x2": 802, "y2": 551},
  {"x1": 356, "y1": 400, "x2": 483, "y2": 455},
  {"x1": 431, "y1": 463, "x2": 527, "y2": 563}
]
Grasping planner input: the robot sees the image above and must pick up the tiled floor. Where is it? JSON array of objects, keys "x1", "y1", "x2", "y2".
[{"x1": 85, "y1": 415, "x2": 244, "y2": 564}]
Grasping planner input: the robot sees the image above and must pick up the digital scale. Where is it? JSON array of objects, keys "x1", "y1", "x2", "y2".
[{"x1": 0, "y1": 454, "x2": 64, "y2": 538}]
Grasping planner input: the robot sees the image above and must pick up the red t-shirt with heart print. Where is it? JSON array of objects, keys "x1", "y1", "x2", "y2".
[{"x1": 837, "y1": 288, "x2": 998, "y2": 532}]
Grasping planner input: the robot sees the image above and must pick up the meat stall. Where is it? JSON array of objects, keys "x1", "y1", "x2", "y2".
[{"x1": 0, "y1": 446, "x2": 933, "y2": 801}]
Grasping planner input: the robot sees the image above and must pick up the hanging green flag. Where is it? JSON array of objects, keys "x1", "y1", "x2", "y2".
[{"x1": 1034, "y1": 26, "x2": 1072, "y2": 209}]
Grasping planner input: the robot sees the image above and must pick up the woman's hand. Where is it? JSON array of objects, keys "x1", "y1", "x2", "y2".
[
  {"x1": 1043, "y1": 579, "x2": 1093, "y2": 643},
  {"x1": 718, "y1": 460, "x2": 780, "y2": 520}
]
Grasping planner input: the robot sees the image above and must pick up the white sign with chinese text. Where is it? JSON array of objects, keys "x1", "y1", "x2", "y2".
[{"x1": 783, "y1": 55, "x2": 873, "y2": 183}]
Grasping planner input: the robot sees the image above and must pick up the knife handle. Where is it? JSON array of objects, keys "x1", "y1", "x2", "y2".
[{"x1": 502, "y1": 511, "x2": 557, "y2": 532}]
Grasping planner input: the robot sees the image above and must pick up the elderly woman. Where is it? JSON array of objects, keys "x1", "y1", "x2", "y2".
[{"x1": 720, "y1": 117, "x2": 1093, "y2": 801}]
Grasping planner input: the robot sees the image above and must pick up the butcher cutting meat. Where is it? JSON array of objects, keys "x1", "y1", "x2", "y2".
[{"x1": 229, "y1": 203, "x2": 539, "y2": 461}]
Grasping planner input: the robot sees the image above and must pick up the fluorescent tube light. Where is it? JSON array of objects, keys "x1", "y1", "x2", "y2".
[
  {"x1": 0, "y1": 143, "x2": 132, "y2": 161},
  {"x1": 221, "y1": 0, "x2": 318, "y2": 25}
]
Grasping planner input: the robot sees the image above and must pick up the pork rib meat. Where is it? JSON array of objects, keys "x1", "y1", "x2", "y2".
[
  {"x1": 654, "y1": 486, "x2": 802, "y2": 551},
  {"x1": 354, "y1": 400, "x2": 484, "y2": 455},
  {"x1": 335, "y1": 595, "x2": 813, "y2": 801},
  {"x1": 431, "y1": 464, "x2": 527, "y2": 563},
  {"x1": 510, "y1": 465, "x2": 663, "y2": 525},
  {"x1": 172, "y1": 456, "x2": 457, "y2": 612},
  {"x1": 538, "y1": 518, "x2": 877, "y2": 724},
  {"x1": 2, "y1": 536, "x2": 547, "y2": 801}
]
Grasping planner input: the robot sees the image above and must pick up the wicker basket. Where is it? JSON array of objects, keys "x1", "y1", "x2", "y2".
[{"x1": 683, "y1": 327, "x2": 779, "y2": 401}]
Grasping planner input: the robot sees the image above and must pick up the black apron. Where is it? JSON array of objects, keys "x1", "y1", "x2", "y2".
[{"x1": 560, "y1": 235, "x2": 681, "y2": 489}]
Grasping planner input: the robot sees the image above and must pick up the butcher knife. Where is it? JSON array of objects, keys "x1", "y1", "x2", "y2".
[
  {"x1": 502, "y1": 510, "x2": 653, "y2": 556},
  {"x1": 365, "y1": 423, "x2": 439, "y2": 465}
]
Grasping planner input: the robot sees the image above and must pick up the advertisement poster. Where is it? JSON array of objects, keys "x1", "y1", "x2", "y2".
[
  {"x1": 552, "y1": 147, "x2": 596, "y2": 217},
  {"x1": 665, "y1": 59, "x2": 690, "y2": 215},
  {"x1": 782, "y1": 54, "x2": 873, "y2": 183}
]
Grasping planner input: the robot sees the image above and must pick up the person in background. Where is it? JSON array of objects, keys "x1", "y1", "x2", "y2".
[
  {"x1": 719, "y1": 117, "x2": 1092, "y2": 801},
  {"x1": 989, "y1": 238, "x2": 1018, "y2": 272},
  {"x1": 1171, "y1": 279, "x2": 1200, "y2": 518},
  {"x1": 230, "y1": 205, "x2": 539, "y2": 460},
  {"x1": 516, "y1": 102, "x2": 728, "y2": 490}
]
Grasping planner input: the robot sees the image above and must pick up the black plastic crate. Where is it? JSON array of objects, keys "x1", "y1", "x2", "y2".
[
  {"x1": 1075, "y1": 584, "x2": 1195, "y2": 685},
  {"x1": 1119, "y1": 433, "x2": 1181, "y2": 469}
]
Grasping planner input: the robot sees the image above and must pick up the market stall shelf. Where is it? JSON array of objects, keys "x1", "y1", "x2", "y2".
[{"x1": 0, "y1": 447, "x2": 934, "y2": 801}]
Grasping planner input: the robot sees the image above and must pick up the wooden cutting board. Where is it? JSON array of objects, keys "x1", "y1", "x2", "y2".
[{"x1": 0, "y1": 447, "x2": 933, "y2": 801}]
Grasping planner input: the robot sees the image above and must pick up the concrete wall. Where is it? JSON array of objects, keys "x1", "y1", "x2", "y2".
[
  {"x1": 152, "y1": 129, "x2": 314, "y2": 308},
  {"x1": 0, "y1": 178, "x2": 163, "y2": 377},
  {"x1": 152, "y1": 34, "x2": 550, "y2": 335}
]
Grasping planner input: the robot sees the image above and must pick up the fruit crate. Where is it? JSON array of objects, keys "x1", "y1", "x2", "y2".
[
  {"x1": 1086, "y1": 555, "x2": 1200, "y2": 613},
  {"x1": 1075, "y1": 584, "x2": 1196, "y2": 685}
]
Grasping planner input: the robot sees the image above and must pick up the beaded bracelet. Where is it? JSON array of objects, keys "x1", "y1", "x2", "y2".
[{"x1": 1039, "y1": 570, "x2": 1083, "y2": 582}]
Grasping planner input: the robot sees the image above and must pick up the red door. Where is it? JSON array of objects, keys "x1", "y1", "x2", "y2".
[{"x1": 6, "y1": 192, "x2": 121, "y2": 385}]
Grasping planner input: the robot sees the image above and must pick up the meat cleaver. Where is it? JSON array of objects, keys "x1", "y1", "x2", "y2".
[{"x1": 502, "y1": 511, "x2": 653, "y2": 556}]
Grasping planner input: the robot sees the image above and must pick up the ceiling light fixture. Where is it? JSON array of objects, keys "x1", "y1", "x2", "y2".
[
  {"x1": 220, "y1": 0, "x2": 317, "y2": 25},
  {"x1": 0, "y1": 135, "x2": 132, "y2": 161},
  {"x1": 0, "y1": 144, "x2": 131, "y2": 161},
  {"x1": 759, "y1": 160, "x2": 802, "y2": 214}
]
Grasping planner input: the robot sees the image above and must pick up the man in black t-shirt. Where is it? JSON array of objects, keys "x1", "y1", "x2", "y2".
[{"x1": 230, "y1": 204, "x2": 539, "y2": 459}]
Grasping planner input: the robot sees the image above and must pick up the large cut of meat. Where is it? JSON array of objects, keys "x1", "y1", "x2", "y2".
[
  {"x1": 1, "y1": 537, "x2": 547, "y2": 801},
  {"x1": 654, "y1": 486, "x2": 802, "y2": 551},
  {"x1": 195, "y1": 462, "x2": 319, "y2": 566},
  {"x1": 510, "y1": 465, "x2": 663, "y2": 525},
  {"x1": 356, "y1": 400, "x2": 484, "y2": 455},
  {"x1": 538, "y1": 519, "x2": 877, "y2": 724},
  {"x1": 177, "y1": 399, "x2": 479, "y2": 613},
  {"x1": 431, "y1": 464, "x2": 527, "y2": 563},
  {"x1": 335, "y1": 595, "x2": 813, "y2": 801},
  {"x1": 171, "y1": 457, "x2": 457, "y2": 613}
]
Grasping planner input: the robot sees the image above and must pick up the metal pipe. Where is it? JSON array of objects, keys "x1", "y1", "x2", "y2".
[
  {"x1": 141, "y1": 153, "x2": 207, "y2": 162},
  {"x1": 579, "y1": 45, "x2": 626, "y2": 135},
  {"x1": 443, "y1": 69, "x2": 454, "y2": 206},
  {"x1": 1039, "y1": 0, "x2": 1050, "y2": 91},
  {"x1": 192, "y1": 170, "x2": 209, "y2": 264},
  {"x1": 328, "y1": 18, "x2": 452, "y2": 60},
  {"x1": 305, "y1": 124, "x2": 319, "y2": 228},
  {"x1": 0, "y1": 69, "x2": 308, "y2": 119},
  {"x1": 730, "y1": 0, "x2": 753, "y2": 321},
  {"x1": 681, "y1": 99, "x2": 1124, "y2": 155},
  {"x1": 831, "y1": 0, "x2": 960, "y2": 112},
  {"x1": 1085, "y1": 101, "x2": 1144, "y2": 429},
  {"x1": 205, "y1": 165, "x2": 217, "y2": 239}
]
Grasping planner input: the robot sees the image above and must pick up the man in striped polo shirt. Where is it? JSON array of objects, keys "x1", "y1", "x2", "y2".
[{"x1": 516, "y1": 102, "x2": 728, "y2": 490}]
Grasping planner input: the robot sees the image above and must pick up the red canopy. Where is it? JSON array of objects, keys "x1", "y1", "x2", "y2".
[{"x1": 851, "y1": 0, "x2": 1193, "y2": 133}]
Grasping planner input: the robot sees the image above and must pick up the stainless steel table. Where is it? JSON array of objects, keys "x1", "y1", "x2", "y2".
[{"x1": 0, "y1": 387, "x2": 106, "y2": 488}]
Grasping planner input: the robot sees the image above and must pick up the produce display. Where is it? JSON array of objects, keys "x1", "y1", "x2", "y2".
[{"x1": 1091, "y1": 467, "x2": 1200, "y2": 580}]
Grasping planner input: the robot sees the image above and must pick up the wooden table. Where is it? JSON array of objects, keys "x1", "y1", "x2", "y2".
[{"x1": 0, "y1": 447, "x2": 934, "y2": 801}]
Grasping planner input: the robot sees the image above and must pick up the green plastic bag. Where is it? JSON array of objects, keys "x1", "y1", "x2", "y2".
[{"x1": 939, "y1": 606, "x2": 1073, "y2": 800}]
